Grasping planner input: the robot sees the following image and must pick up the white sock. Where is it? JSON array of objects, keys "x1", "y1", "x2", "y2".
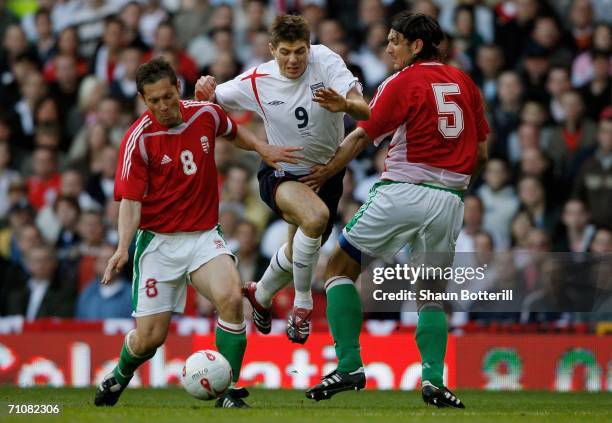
[
  {"x1": 292, "y1": 228, "x2": 321, "y2": 309},
  {"x1": 256, "y1": 243, "x2": 293, "y2": 308}
]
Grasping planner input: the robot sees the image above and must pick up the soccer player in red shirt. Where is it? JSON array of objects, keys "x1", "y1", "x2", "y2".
[
  {"x1": 94, "y1": 58, "x2": 301, "y2": 408},
  {"x1": 301, "y1": 13, "x2": 489, "y2": 407}
]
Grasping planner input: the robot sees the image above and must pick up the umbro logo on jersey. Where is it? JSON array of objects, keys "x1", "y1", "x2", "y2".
[
  {"x1": 161, "y1": 155, "x2": 172, "y2": 165},
  {"x1": 200, "y1": 136, "x2": 210, "y2": 154},
  {"x1": 267, "y1": 100, "x2": 285, "y2": 106},
  {"x1": 310, "y1": 82, "x2": 326, "y2": 96}
]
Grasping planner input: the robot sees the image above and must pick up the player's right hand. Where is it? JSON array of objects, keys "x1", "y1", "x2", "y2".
[
  {"x1": 101, "y1": 249, "x2": 129, "y2": 285},
  {"x1": 257, "y1": 144, "x2": 304, "y2": 171},
  {"x1": 195, "y1": 75, "x2": 216, "y2": 102}
]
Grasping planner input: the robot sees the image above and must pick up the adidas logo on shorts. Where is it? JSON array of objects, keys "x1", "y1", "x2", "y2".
[{"x1": 161, "y1": 155, "x2": 172, "y2": 165}]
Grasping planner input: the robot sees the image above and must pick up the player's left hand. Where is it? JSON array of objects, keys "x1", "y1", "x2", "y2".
[
  {"x1": 313, "y1": 88, "x2": 347, "y2": 113},
  {"x1": 299, "y1": 164, "x2": 332, "y2": 193},
  {"x1": 258, "y1": 144, "x2": 304, "y2": 171}
]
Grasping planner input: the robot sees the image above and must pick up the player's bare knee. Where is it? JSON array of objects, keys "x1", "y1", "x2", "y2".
[
  {"x1": 136, "y1": 323, "x2": 168, "y2": 350},
  {"x1": 218, "y1": 291, "x2": 244, "y2": 322},
  {"x1": 301, "y1": 207, "x2": 329, "y2": 237}
]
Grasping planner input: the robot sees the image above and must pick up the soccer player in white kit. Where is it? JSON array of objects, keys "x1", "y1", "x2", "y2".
[
  {"x1": 302, "y1": 13, "x2": 489, "y2": 406},
  {"x1": 195, "y1": 15, "x2": 370, "y2": 344}
]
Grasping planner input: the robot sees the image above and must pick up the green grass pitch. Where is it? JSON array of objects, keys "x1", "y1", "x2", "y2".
[{"x1": 0, "y1": 387, "x2": 610, "y2": 422}]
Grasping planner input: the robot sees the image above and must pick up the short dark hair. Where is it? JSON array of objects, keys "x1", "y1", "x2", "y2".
[
  {"x1": 391, "y1": 12, "x2": 444, "y2": 61},
  {"x1": 270, "y1": 15, "x2": 310, "y2": 47},
  {"x1": 136, "y1": 57, "x2": 177, "y2": 95}
]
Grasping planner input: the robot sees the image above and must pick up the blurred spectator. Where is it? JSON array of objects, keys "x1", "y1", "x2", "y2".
[
  {"x1": 172, "y1": 0, "x2": 212, "y2": 49},
  {"x1": 53, "y1": 195, "x2": 81, "y2": 261},
  {"x1": 144, "y1": 20, "x2": 198, "y2": 84},
  {"x1": 569, "y1": 0, "x2": 595, "y2": 52},
  {"x1": 13, "y1": 222, "x2": 44, "y2": 272},
  {"x1": 507, "y1": 122, "x2": 544, "y2": 165},
  {"x1": 36, "y1": 168, "x2": 99, "y2": 243},
  {"x1": 545, "y1": 66, "x2": 572, "y2": 123},
  {"x1": 477, "y1": 158, "x2": 519, "y2": 250},
  {"x1": 0, "y1": 1, "x2": 18, "y2": 42},
  {"x1": 0, "y1": 139, "x2": 20, "y2": 219},
  {"x1": 242, "y1": 29, "x2": 273, "y2": 70},
  {"x1": 451, "y1": 4, "x2": 484, "y2": 69},
  {"x1": 32, "y1": 8, "x2": 55, "y2": 64},
  {"x1": 4, "y1": 244, "x2": 75, "y2": 320},
  {"x1": 517, "y1": 175, "x2": 560, "y2": 236},
  {"x1": 572, "y1": 107, "x2": 612, "y2": 227},
  {"x1": 352, "y1": 21, "x2": 388, "y2": 92},
  {"x1": 48, "y1": 55, "x2": 82, "y2": 137},
  {"x1": 26, "y1": 146, "x2": 61, "y2": 211},
  {"x1": 59, "y1": 0, "x2": 125, "y2": 58},
  {"x1": 473, "y1": 43, "x2": 504, "y2": 104},
  {"x1": 545, "y1": 90, "x2": 597, "y2": 178},
  {"x1": 222, "y1": 162, "x2": 269, "y2": 232},
  {"x1": 43, "y1": 27, "x2": 90, "y2": 82},
  {"x1": 571, "y1": 22, "x2": 611, "y2": 87},
  {"x1": 15, "y1": 70, "x2": 46, "y2": 140},
  {"x1": 439, "y1": 0, "x2": 494, "y2": 44},
  {"x1": 520, "y1": 256, "x2": 572, "y2": 324},
  {"x1": 529, "y1": 15, "x2": 573, "y2": 67},
  {"x1": 76, "y1": 210, "x2": 106, "y2": 291},
  {"x1": 456, "y1": 195, "x2": 483, "y2": 253},
  {"x1": 140, "y1": 0, "x2": 169, "y2": 47},
  {"x1": 86, "y1": 145, "x2": 118, "y2": 208},
  {"x1": 520, "y1": 43, "x2": 551, "y2": 104},
  {"x1": 490, "y1": 71, "x2": 523, "y2": 159},
  {"x1": 1, "y1": 23, "x2": 37, "y2": 76},
  {"x1": 0, "y1": 254, "x2": 26, "y2": 316},
  {"x1": 234, "y1": 220, "x2": 268, "y2": 283},
  {"x1": 75, "y1": 244, "x2": 131, "y2": 320},
  {"x1": 553, "y1": 198, "x2": 596, "y2": 252},
  {"x1": 579, "y1": 49, "x2": 612, "y2": 121},
  {"x1": 69, "y1": 96, "x2": 124, "y2": 164},
  {"x1": 0, "y1": 199, "x2": 33, "y2": 260},
  {"x1": 109, "y1": 46, "x2": 142, "y2": 108},
  {"x1": 495, "y1": 0, "x2": 541, "y2": 67},
  {"x1": 93, "y1": 16, "x2": 126, "y2": 83},
  {"x1": 119, "y1": 1, "x2": 148, "y2": 50},
  {"x1": 590, "y1": 227, "x2": 612, "y2": 253}
]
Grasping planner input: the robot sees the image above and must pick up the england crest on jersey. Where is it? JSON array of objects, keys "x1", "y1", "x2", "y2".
[
  {"x1": 310, "y1": 82, "x2": 325, "y2": 96},
  {"x1": 200, "y1": 136, "x2": 210, "y2": 154}
]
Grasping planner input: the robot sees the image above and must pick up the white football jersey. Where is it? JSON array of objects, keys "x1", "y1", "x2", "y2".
[{"x1": 215, "y1": 44, "x2": 360, "y2": 175}]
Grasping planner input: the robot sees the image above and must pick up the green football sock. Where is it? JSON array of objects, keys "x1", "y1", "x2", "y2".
[
  {"x1": 415, "y1": 305, "x2": 447, "y2": 387},
  {"x1": 215, "y1": 319, "x2": 247, "y2": 383},
  {"x1": 113, "y1": 331, "x2": 156, "y2": 387},
  {"x1": 325, "y1": 277, "x2": 363, "y2": 372}
]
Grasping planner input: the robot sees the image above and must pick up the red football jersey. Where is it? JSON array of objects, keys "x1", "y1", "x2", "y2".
[
  {"x1": 358, "y1": 61, "x2": 489, "y2": 189},
  {"x1": 114, "y1": 100, "x2": 237, "y2": 233}
]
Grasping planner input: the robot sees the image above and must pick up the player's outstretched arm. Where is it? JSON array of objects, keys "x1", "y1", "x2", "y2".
[
  {"x1": 102, "y1": 199, "x2": 141, "y2": 284},
  {"x1": 313, "y1": 87, "x2": 370, "y2": 121},
  {"x1": 232, "y1": 125, "x2": 304, "y2": 171},
  {"x1": 300, "y1": 127, "x2": 371, "y2": 192}
]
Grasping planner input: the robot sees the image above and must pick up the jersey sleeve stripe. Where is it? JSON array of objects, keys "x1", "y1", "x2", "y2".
[
  {"x1": 223, "y1": 116, "x2": 233, "y2": 136},
  {"x1": 122, "y1": 117, "x2": 151, "y2": 181}
]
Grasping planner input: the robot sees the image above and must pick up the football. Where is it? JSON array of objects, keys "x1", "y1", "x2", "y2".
[{"x1": 181, "y1": 350, "x2": 233, "y2": 400}]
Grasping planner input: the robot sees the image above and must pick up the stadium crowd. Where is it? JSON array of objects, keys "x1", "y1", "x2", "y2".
[{"x1": 0, "y1": 0, "x2": 610, "y2": 329}]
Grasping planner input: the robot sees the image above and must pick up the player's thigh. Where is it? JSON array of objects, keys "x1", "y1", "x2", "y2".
[
  {"x1": 343, "y1": 182, "x2": 427, "y2": 261},
  {"x1": 189, "y1": 254, "x2": 243, "y2": 321},
  {"x1": 275, "y1": 181, "x2": 329, "y2": 228},
  {"x1": 132, "y1": 231, "x2": 191, "y2": 318},
  {"x1": 325, "y1": 243, "x2": 361, "y2": 281},
  {"x1": 412, "y1": 190, "x2": 464, "y2": 265}
]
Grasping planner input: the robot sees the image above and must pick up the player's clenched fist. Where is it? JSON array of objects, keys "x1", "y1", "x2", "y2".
[{"x1": 195, "y1": 76, "x2": 217, "y2": 101}]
